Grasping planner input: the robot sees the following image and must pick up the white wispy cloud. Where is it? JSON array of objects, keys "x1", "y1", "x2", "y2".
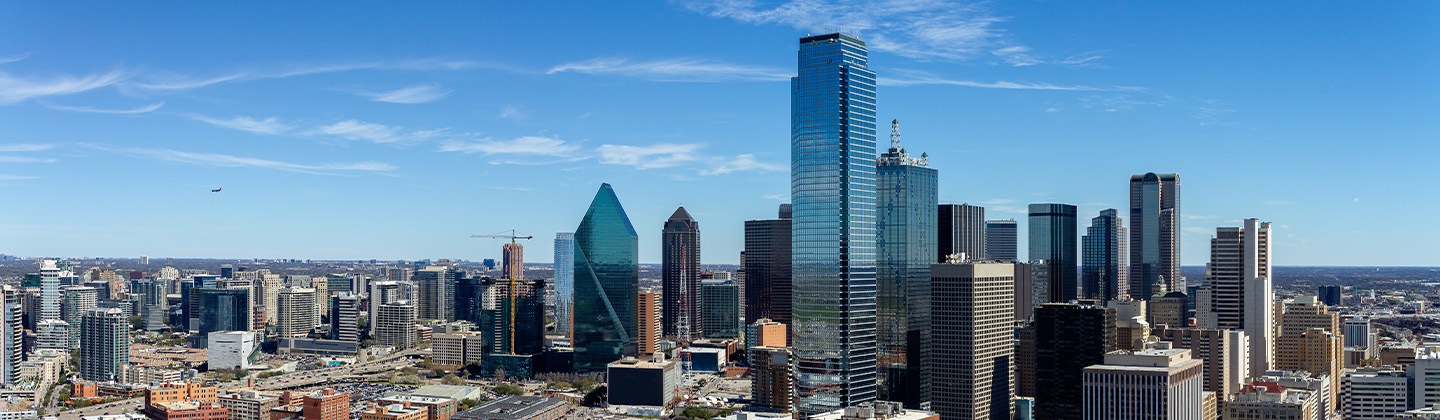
[
  {"x1": 190, "y1": 115, "x2": 295, "y2": 135},
  {"x1": 880, "y1": 70, "x2": 1099, "y2": 90},
  {"x1": 547, "y1": 58, "x2": 788, "y2": 82},
  {"x1": 688, "y1": 0, "x2": 1024, "y2": 62},
  {"x1": 499, "y1": 105, "x2": 527, "y2": 121},
  {"x1": 307, "y1": 119, "x2": 444, "y2": 144},
  {"x1": 597, "y1": 143, "x2": 703, "y2": 169},
  {"x1": 0, "y1": 144, "x2": 55, "y2": 152},
  {"x1": 1060, "y1": 51, "x2": 1109, "y2": 68},
  {"x1": 360, "y1": 84, "x2": 451, "y2": 104},
  {"x1": 992, "y1": 46, "x2": 1042, "y2": 67},
  {"x1": 1183, "y1": 227, "x2": 1214, "y2": 235},
  {"x1": 44, "y1": 102, "x2": 164, "y2": 114},
  {"x1": 0, "y1": 174, "x2": 38, "y2": 180},
  {"x1": 0, "y1": 53, "x2": 30, "y2": 64},
  {"x1": 127, "y1": 59, "x2": 482, "y2": 92},
  {"x1": 701, "y1": 154, "x2": 784, "y2": 175},
  {"x1": 437, "y1": 136, "x2": 581, "y2": 156},
  {"x1": 763, "y1": 193, "x2": 787, "y2": 201},
  {"x1": 104, "y1": 146, "x2": 395, "y2": 175},
  {"x1": 0, "y1": 69, "x2": 128, "y2": 105},
  {"x1": 0, "y1": 156, "x2": 56, "y2": 163}
]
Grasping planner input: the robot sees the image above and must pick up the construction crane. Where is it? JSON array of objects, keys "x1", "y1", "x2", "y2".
[{"x1": 469, "y1": 229, "x2": 533, "y2": 353}]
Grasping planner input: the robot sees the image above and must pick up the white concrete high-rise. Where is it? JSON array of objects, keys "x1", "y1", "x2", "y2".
[
  {"x1": 375, "y1": 301, "x2": 417, "y2": 349},
  {"x1": 276, "y1": 288, "x2": 316, "y2": 339},
  {"x1": 1208, "y1": 218, "x2": 1272, "y2": 379},
  {"x1": 39, "y1": 260, "x2": 65, "y2": 321}
]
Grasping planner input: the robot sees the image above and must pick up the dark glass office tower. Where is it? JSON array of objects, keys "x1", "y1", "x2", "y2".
[
  {"x1": 1028, "y1": 204, "x2": 1078, "y2": 303},
  {"x1": 792, "y1": 32, "x2": 879, "y2": 414},
  {"x1": 572, "y1": 183, "x2": 639, "y2": 373},
  {"x1": 700, "y1": 280, "x2": 740, "y2": 339},
  {"x1": 1081, "y1": 209, "x2": 1127, "y2": 301},
  {"x1": 1129, "y1": 173, "x2": 1181, "y2": 299},
  {"x1": 496, "y1": 279, "x2": 546, "y2": 355},
  {"x1": 197, "y1": 287, "x2": 251, "y2": 336},
  {"x1": 454, "y1": 275, "x2": 493, "y2": 325},
  {"x1": 876, "y1": 120, "x2": 937, "y2": 408},
  {"x1": 1034, "y1": 303, "x2": 1116, "y2": 420},
  {"x1": 938, "y1": 204, "x2": 984, "y2": 262},
  {"x1": 985, "y1": 219, "x2": 1018, "y2": 261},
  {"x1": 744, "y1": 205, "x2": 792, "y2": 325},
  {"x1": 662, "y1": 206, "x2": 701, "y2": 340}
]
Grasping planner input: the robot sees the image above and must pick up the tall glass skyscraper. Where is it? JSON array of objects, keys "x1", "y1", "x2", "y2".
[
  {"x1": 554, "y1": 232, "x2": 575, "y2": 337},
  {"x1": 1029, "y1": 204, "x2": 1078, "y2": 303},
  {"x1": 1129, "y1": 173, "x2": 1181, "y2": 299},
  {"x1": 791, "y1": 33, "x2": 879, "y2": 413},
  {"x1": 985, "y1": 219, "x2": 1019, "y2": 261},
  {"x1": 1081, "y1": 209, "x2": 1127, "y2": 301},
  {"x1": 875, "y1": 119, "x2": 937, "y2": 408},
  {"x1": 661, "y1": 206, "x2": 701, "y2": 340},
  {"x1": 572, "y1": 183, "x2": 639, "y2": 373}
]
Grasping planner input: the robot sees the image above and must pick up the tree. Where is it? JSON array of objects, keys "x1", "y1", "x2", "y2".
[
  {"x1": 459, "y1": 398, "x2": 479, "y2": 410},
  {"x1": 582, "y1": 385, "x2": 607, "y2": 406},
  {"x1": 574, "y1": 379, "x2": 598, "y2": 392},
  {"x1": 492, "y1": 384, "x2": 524, "y2": 396},
  {"x1": 442, "y1": 374, "x2": 466, "y2": 385},
  {"x1": 547, "y1": 381, "x2": 572, "y2": 390}
]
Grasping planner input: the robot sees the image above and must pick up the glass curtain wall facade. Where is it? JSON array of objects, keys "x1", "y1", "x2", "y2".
[
  {"x1": 743, "y1": 208, "x2": 791, "y2": 325},
  {"x1": 791, "y1": 33, "x2": 879, "y2": 414},
  {"x1": 1129, "y1": 173, "x2": 1181, "y2": 299},
  {"x1": 197, "y1": 287, "x2": 251, "y2": 336},
  {"x1": 554, "y1": 232, "x2": 575, "y2": 337},
  {"x1": 1081, "y1": 209, "x2": 1127, "y2": 301},
  {"x1": 572, "y1": 183, "x2": 640, "y2": 373},
  {"x1": 875, "y1": 120, "x2": 938, "y2": 408},
  {"x1": 1029, "y1": 204, "x2": 1078, "y2": 303}
]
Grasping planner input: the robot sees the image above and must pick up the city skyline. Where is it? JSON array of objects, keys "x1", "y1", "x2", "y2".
[{"x1": 2, "y1": 2, "x2": 1437, "y2": 266}]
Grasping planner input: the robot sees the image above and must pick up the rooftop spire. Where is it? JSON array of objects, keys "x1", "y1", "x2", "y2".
[{"x1": 890, "y1": 119, "x2": 901, "y2": 150}]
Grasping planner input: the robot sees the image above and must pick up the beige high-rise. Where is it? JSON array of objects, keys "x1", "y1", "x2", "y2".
[
  {"x1": 931, "y1": 261, "x2": 1015, "y2": 420},
  {"x1": 1278, "y1": 296, "x2": 1343, "y2": 416},
  {"x1": 1153, "y1": 325, "x2": 1238, "y2": 397}
]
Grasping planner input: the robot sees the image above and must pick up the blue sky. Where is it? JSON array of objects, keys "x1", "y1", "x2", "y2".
[{"x1": 2, "y1": 1, "x2": 1436, "y2": 266}]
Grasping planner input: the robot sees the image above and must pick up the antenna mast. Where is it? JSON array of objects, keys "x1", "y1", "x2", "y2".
[{"x1": 890, "y1": 119, "x2": 901, "y2": 150}]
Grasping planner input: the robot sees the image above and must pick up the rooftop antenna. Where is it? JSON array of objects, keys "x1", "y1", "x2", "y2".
[{"x1": 890, "y1": 119, "x2": 901, "y2": 150}]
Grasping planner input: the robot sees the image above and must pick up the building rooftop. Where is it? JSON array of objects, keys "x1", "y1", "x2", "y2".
[
  {"x1": 379, "y1": 395, "x2": 457, "y2": 405},
  {"x1": 454, "y1": 396, "x2": 567, "y2": 420},
  {"x1": 411, "y1": 385, "x2": 488, "y2": 401},
  {"x1": 810, "y1": 401, "x2": 937, "y2": 420},
  {"x1": 609, "y1": 355, "x2": 674, "y2": 369},
  {"x1": 365, "y1": 403, "x2": 427, "y2": 417}
]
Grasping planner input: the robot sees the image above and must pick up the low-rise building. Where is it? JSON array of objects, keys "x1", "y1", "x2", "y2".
[
  {"x1": 377, "y1": 395, "x2": 458, "y2": 420},
  {"x1": 1225, "y1": 382, "x2": 1321, "y2": 420},
  {"x1": 217, "y1": 390, "x2": 279, "y2": 420},
  {"x1": 453, "y1": 396, "x2": 567, "y2": 420},
  {"x1": 607, "y1": 354, "x2": 679, "y2": 407},
  {"x1": 145, "y1": 401, "x2": 230, "y2": 420},
  {"x1": 208, "y1": 330, "x2": 259, "y2": 370},
  {"x1": 433, "y1": 332, "x2": 487, "y2": 366},
  {"x1": 362, "y1": 402, "x2": 429, "y2": 420},
  {"x1": 145, "y1": 382, "x2": 217, "y2": 407},
  {"x1": 809, "y1": 401, "x2": 940, "y2": 420},
  {"x1": 121, "y1": 365, "x2": 185, "y2": 385},
  {"x1": 410, "y1": 385, "x2": 489, "y2": 402}
]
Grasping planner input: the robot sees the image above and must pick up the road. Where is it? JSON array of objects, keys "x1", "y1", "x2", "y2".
[
  {"x1": 54, "y1": 397, "x2": 144, "y2": 420},
  {"x1": 251, "y1": 348, "x2": 424, "y2": 390}
]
